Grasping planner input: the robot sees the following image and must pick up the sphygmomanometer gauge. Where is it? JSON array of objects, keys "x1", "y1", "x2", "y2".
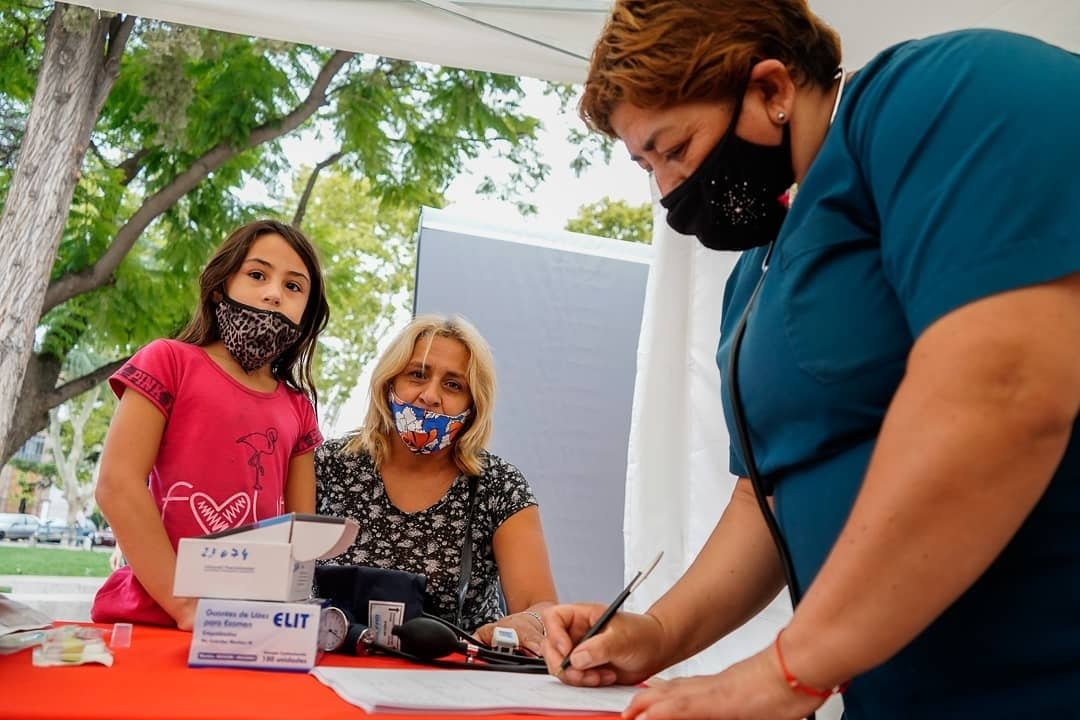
[{"x1": 318, "y1": 605, "x2": 352, "y2": 652}]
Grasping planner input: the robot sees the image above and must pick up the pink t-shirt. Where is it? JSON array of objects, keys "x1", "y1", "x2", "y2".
[{"x1": 91, "y1": 339, "x2": 322, "y2": 626}]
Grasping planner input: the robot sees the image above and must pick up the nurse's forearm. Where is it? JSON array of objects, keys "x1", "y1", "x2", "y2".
[{"x1": 647, "y1": 478, "x2": 786, "y2": 668}]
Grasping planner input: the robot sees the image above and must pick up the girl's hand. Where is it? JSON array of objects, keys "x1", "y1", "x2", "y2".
[
  {"x1": 623, "y1": 647, "x2": 826, "y2": 720},
  {"x1": 170, "y1": 597, "x2": 198, "y2": 632},
  {"x1": 541, "y1": 604, "x2": 667, "y2": 686}
]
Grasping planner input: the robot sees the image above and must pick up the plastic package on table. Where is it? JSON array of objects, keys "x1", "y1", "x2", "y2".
[{"x1": 31, "y1": 625, "x2": 113, "y2": 667}]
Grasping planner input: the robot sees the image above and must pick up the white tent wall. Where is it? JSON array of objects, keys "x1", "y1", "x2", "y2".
[{"x1": 65, "y1": 1, "x2": 1080, "y2": 84}]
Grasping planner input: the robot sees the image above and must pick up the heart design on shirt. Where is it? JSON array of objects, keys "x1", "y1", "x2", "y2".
[{"x1": 191, "y1": 492, "x2": 251, "y2": 534}]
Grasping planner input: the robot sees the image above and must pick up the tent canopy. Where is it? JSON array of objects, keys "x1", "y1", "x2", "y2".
[{"x1": 67, "y1": 0, "x2": 1080, "y2": 84}]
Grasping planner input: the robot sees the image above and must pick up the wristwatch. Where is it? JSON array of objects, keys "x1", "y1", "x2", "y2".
[{"x1": 318, "y1": 605, "x2": 352, "y2": 652}]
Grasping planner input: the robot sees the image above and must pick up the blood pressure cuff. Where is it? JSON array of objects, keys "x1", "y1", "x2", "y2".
[{"x1": 313, "y1": 563, "x2": 427, "y2": 624}]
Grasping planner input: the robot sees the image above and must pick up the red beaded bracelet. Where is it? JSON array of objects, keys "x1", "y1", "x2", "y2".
[{"x1": 774, "y1": 629, "x2": 849, "y2": 699}]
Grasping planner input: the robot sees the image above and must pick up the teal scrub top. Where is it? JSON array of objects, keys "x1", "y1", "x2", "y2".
[{"x1": 717, "y1": 30, "x2": 1080, "y2": 718}]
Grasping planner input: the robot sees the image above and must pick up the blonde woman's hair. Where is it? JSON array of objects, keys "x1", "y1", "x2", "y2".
[{"x1": 345, "y1": 314, "x2": 496, "y2": 477}]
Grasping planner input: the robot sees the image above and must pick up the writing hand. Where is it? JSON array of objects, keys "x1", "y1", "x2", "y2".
[{"x1": 541, "y1": 603, "x2": 665, "y2": 686}]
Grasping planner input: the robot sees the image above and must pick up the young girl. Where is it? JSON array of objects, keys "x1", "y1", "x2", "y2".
[{"x1": 91, "y1": 219, "x2": 330, "y2": 630}]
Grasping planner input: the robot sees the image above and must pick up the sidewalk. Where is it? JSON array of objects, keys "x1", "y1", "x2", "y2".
[{"x1": 0, "y1": 575, "x2": 105, "y2": 622}]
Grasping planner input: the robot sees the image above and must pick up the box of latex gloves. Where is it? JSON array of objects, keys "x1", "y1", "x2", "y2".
[
  {"x1": 176, "y1": 513, "x2": 359, "y2": 671},
  {"x1": 174, "y1": 513, "x2": 358, "y2": 602},
  {"x1": 188, "y1": 597, "x2": 328, "y2": 670}
]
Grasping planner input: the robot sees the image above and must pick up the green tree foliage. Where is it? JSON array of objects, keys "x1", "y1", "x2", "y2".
[
  {"x1": 566, "y1": 196, "x2": 653, "y2": 245},
  {"x1": 9, "y1": 458, "x2": 57, "y2": 514},
  {"x1": 285, "y1": 166, "x2": 419, "y2": 429},
  {"x1": 0, "y1": 2, "x2": 549, "y2": 461},
  {"x1": 0, "y1": 2, "x2": 43, "y2": 184}
]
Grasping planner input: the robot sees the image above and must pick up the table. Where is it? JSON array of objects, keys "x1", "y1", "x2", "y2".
[{"x1": 0, "y1": 624, "x2": 609, "y2": 719}]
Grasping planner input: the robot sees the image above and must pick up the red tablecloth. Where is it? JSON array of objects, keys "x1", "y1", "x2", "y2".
[{"x1": 0, "y1": 624, "x2": 607, "y2": 720}]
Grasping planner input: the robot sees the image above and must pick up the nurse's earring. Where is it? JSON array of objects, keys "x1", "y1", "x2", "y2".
[{"x1": 776, "y1": 111, "x2": 787, "y2": 123}]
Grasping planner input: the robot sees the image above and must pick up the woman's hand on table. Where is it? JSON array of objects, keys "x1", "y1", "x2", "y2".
[
  {"x1": 620, "y1": 646, "x2": 826, "y2": 720},
  {"x1": 475, "y1": 608, "x2": 549, "y2": 655}
]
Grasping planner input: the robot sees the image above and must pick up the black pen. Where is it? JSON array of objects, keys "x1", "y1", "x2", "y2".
[{"x1": 557, "y1": 550, "x2": 663, "y2": 674}]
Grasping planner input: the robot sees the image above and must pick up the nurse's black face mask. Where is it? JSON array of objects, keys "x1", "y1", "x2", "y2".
[{"x1": 659, "y1": 84, "x2": 794, "y2": 252}]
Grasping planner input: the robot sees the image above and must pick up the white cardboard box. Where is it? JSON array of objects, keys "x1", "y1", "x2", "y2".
[
  {"x1": 174, "y1": 513, "x2": 359, "y2": 602},
  {"x1": 188, "y1": 597, "x2": 326, "y2": 671}
]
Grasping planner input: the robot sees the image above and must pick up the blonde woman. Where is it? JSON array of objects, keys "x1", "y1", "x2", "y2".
[{"x1": 316, "y1": 314, "x2": 556, "y2": 653}]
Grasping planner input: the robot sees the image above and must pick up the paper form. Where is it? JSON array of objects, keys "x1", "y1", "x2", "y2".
[{"x1": 311, "y1": 667, "x2": 641, "y2": 715}]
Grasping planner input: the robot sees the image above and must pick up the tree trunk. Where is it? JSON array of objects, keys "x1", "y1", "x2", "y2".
[
  {"x1": 2, "y1": 353, "x2": 60, "y2": 464},
  {"x1": 46, "y1": 384, "x2": 99, "y2": 536},
  {"x1": 1, "y1": 352, "x2": 125, "y2": 464},
  {"x1": 0, "y1": 5, "x2": 110, "y2": 467}
]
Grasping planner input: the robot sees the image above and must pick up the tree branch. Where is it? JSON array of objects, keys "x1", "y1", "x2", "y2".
[
  {"x1": 116, "y1": 147, "x2": 150, "y2": 185},
  {"x1": 87, "y1": 140, "x2": 108, "y2": 167},
  {"x1": 292, "y1": 150, "x2": 343, "y2": 227},
  {"x1": 44, "y1": 49, "x2": 355, "y2": 313},
  {"x1": 45, "y1": 358, "x2": 127, "y2": 408},
  {"x1": 92, "y1": 14, "x2": 135, "y2": 118}
]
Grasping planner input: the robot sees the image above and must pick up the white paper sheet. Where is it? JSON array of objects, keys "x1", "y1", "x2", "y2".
[
  {"x1": 311, "y1": 667, "x2": 641, "y2": 715},
  {"x1": 0, "y1": 595, "x2": 52, "y2": 635}
]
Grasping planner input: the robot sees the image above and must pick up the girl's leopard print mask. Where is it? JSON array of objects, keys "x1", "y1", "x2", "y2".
[{"x1": 214, "y1": 295, "x2": 302, "y2": 372}]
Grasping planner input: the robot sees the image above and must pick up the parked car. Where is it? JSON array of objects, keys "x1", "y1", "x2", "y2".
[
  {"x1": 92, "y1": 526, "x2": 116, "y2": 547},
  {"x1": 33, "y1": 518, "x2": 96, "y2": 544},
  {"x1": 0, "y1": 513, "x2": 40, "y2": 541},
  {"x1": 33, "y1": 518, "x2": 70, "y2": 543}
]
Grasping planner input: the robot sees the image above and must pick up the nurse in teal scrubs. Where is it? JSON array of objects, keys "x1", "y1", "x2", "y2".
[{"x1": 540, "y1": 2, "x2": 1080, "y2": 719}]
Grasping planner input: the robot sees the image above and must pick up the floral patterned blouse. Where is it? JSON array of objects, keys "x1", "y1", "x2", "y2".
[{"x1": 314, "y1": 436, "x2": 537, "y2": 630}]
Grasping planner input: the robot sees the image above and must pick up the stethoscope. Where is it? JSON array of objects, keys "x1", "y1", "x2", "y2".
[{"x1": 726, "y1": 67, "x2": 847, "y2": 715}]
